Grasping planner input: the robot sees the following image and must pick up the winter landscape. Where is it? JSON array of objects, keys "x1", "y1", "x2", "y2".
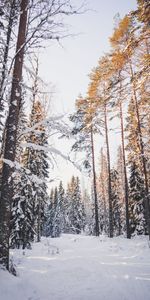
[
  {"x1": 0, "y1": 0, "x2": 150, "y2": 300},
  {"x1": 1, "y1": 234, "x2": 150, "y2": 300}
]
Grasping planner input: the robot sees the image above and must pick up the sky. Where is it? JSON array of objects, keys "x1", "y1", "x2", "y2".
[{"x1": 38, "y1": 0, "x2": 137, "y2": 189}]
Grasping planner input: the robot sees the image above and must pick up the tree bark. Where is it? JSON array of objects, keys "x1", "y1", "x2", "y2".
[
  {"x1": 0, "y1": 0, "x2": 16, "y2": 108},
  {"x1": 0, "y1": 0, "x2": 28, "y2": 270},
  {"x1": 119, "y1": 77, "x2": 131, "y2": 239},
  {"x1": 0, "y1": 0, "x2": 16, "y2": 149},
  {"x1": 90, "y1": 125, "x2": 99, "y2": 236},
  {"x1": 119, "y1": 100, "x2": 131, "y2": 238},
  {"x1": 104, "y1": 102, "x2": 113, "y2": 238},
  {"x1": 100, "y1": 148, "x2": 107, "y2": 234}
]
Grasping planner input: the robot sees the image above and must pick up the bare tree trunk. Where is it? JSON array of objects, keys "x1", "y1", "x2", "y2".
[
  {"x1": 119, "y1": 101, "x2": 130, "y2": 238},
  {"x1": 0, "y1": 0, "x2": 16, "y2": 100},
  {"x1": 90, "y1": 125, "x2": 99, "y2": 236},
  {"x1": 119, "y1": 78, "x2": 131, "y2": 239},
  {"x1": 0, "y1": 0, "x2": 28, "y2": 270},
  {"x1": 100, "y1": 148, "x2": 107, "y2": 234},
  {"x1": 129, "y1": 61, "x2": 150, "y2": 239},
  {"x1": 104, "y1": 102, "x2": 113, "y2": 238},
  {"x1": 0, "y1": 0, "x2": 17, "y2": 149}
]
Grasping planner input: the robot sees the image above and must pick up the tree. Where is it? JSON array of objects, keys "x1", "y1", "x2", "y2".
[
  {"x1": 70, "y1": 96, "x2": 100, "y2": 236},
  {"x1": 0, "y1": 0, "x2": 29, "y2": 270},
  {"x1": 0, "y1": 0, "x2": 82, "y2": 270},
  {"x1": 135, "y1": 0, "x2": 150, "y2": 26},
  {"x1": 10, "y1": 99, "x2": 32, "y2": 249},
  {"x1": 111, "y1": 168, "x2": 122, "y2": 236},
  {"x1": 88, "y1": 55, "x2": 114, "y2": 237},
  {"x1": 0, "y1": 0, "x2": 19, "y2": 146},
  {"x1": 44, "y1": 183, "x2": 65, "y2": 238},
  {"x1": 97, "y1": 148, "x2": 109, "y2": 235},
  {"x1": 116, "y1": 146, "x2": 126, "y2": 233},
  {"x1": 66, "y1": 176, "x2": 85, "y2": 234},
  {"x1": 51, "y1": 187, "x2": 61, "y2": 238},
  {"x1": 24, "y1": 99, "x2": 49, "y2": 242},
  {"x1": 10, "y1": 171, "x2": 35, "y2": 249},
  {"x1": 129, "y1": 161, "x2": 146, "y2": 235},
  {"x1": 43, "y1": 189, "x2": 54, "y2": 238},
  {"x1": 58, "y1": 181, "x2": 65, "y2": 233},
  {"x1": 110, "y1": 14, "x2": 150, "y2": 238}
]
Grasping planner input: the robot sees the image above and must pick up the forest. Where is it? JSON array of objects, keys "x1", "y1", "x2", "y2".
[{"x1": 0, "y1": 1, "x2": 150, "y2": 299}]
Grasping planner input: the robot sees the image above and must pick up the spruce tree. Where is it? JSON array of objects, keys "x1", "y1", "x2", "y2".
[
  {"x1": 10, "y1": 100, "x2": 34, "y2": 249},
  {"x1": 67, "y1": 176, "x2": 85, "y2": 234},
  {"x1": 10, "y1": 172, "x2": 35, "y2": 249},
  {"x1": 18, "y1": 100, "x2": 49, "y2": 244},
  {"x1": 129, "y1": 162, "x2": 146, "y2": 235},
  {"x1": 43, "y1": 188, "x2": 54, "y2": 237},
  {"x1": 58, "y1": 181, "x2": 65, "y2": 233},
  {"x1": 52, "y1": 187, "x2": 61, "y2": 238}
]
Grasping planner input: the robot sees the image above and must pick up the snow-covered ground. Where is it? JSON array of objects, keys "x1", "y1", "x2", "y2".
[{"x1": 0, "y1": 234, "x2": 150, "y2": 300}]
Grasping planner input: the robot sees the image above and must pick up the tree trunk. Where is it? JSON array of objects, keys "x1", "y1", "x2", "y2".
[
  {"x1": 129, "y1": 61, "x2": 150, "y2": 239},
  {"x1": 104, "y1": 102, "x2": 113, "y2": 238},
  {"x1": 0, "y1": 0, "x2": 17, "y2": 158},
  {"x1": 100, "y1": 148, "x2": 107, "y2": 234},
  {"x1": 119, "y1": 78, "x2": 131, "y2": 239},
  {"x1": 90, "y1": 125, "x2": 99, "y2": 236},
  {"x1": 0, "y1": 0, "x2": 28, "y2": 270},
  {"x1": 0, "y1": 0, "x2": 16, "y2": 111}
]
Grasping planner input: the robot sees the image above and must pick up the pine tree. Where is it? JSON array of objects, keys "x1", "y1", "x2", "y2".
[
  {"x1": 136, "y1": 0, "x2": 150, "y2": 26},
  {"x1": 70, "y1": 96, "x2": 100, "y2": 236},
  {"x1": 89, "y1": 55, "x2": 114, "y2": 238},
  {"x1": 110, "y1": 14, "x2": 150, "y2": 238}
]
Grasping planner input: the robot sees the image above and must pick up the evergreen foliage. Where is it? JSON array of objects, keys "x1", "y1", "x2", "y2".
[{"x1": 129, "y1": 162, "x2": 146, "y2": 235}]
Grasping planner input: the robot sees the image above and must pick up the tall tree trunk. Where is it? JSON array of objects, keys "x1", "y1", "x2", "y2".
[
  {"x1": 0, "y1": 0, "x2": 28, "y2": 270},
  {"x1": 100, "y1": 148, "x2": 107, "y2": 234},
  {"x1": 90, "y1": 125, "x2": 99, "y2": 236},
  {"x1": 119, "y1": 79, "x2": 131, "y2": 239},
  {"x1": 0, "y1": 0, "x2": 17, "y2": 147},
  {"x1": 129, "y1": 61, "x2": 150, "y2": 239},
  {"x1": 104, "y1": 102, "x2": 113, "y2": 238}
]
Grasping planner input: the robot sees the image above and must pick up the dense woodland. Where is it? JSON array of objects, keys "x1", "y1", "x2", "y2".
[{"x1": 0, "y1": 0, "x2": 149, "y2": 273}]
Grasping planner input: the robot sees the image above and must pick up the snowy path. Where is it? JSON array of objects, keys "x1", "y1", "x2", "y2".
[{"x1": 1, "y1": 234, "x2": 150, "y2": 300}]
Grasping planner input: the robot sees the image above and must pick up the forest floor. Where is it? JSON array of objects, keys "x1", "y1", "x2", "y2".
[{"x1": 0, "y1": 234, "x2": 150, "y2": 300}]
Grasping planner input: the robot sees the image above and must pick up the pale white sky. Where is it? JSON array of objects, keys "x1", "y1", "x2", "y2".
[{"x1": 38, "y1": 0, "x2": 137, "y2": 189}]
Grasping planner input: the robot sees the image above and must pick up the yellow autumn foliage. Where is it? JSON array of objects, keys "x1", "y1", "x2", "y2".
[{"x1": 110, "y1": 15, "x2": 131, "y2": 46}]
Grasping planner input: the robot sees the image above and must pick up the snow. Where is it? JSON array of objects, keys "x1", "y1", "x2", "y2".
[{"x1": 1, "y1": 234, "x2": 150, "y2": 300}]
